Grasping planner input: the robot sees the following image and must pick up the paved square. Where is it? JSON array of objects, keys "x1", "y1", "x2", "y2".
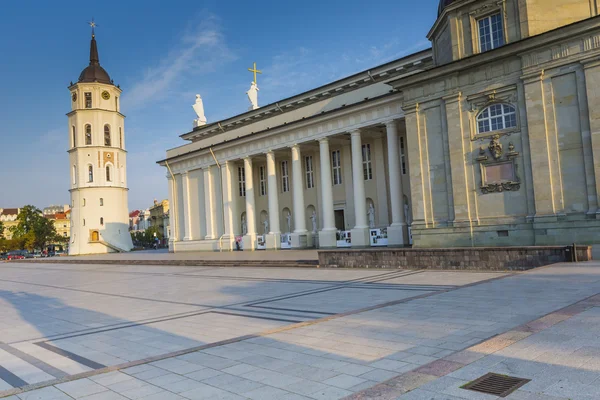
[{"x1": 0, "y1": 260, "x2": 599, "y2": 399}]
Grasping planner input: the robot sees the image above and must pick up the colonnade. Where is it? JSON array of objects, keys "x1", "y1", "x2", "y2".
[{"x1": 169, "y1": 119, "x2": 409, "y2": 250}]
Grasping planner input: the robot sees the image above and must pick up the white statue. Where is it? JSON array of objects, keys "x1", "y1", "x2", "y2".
[
  {"x1": 286, "y1": 212, "x2": 292, "y2": 233},
  {"x1": 368, "y1": 203, "x2": 376, "y2": 229},
  {"x1": 310, "y1": 211, "x2": 317, "y2": 233},
  {"x1": 241, "y1": 216, "x2": 247, "y2": 236},
  {"x1": 246, "y1": 82, "x2": 259, "y2": 110},
  {"x1": 192, "y1": 94, "x2": 207, "y2": 127},
  {"x1": 263, "y1": 215, "x2": 269, "y2": 234}
]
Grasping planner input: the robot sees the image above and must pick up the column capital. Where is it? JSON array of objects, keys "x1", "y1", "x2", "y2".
[
  {"x1": 318, "y1": 137, "x2": 329, "y2": 144},
  {"x1": 520, "y1": 70, "x2": 544, "y2": 85},
  {"x1": 182, "y1": 171, "x2": 189, "y2": 177},
  {"x1": 290, "y1": 143, "x2": 300, "y2": 149},
  {"x1": 349, "y1": 129, "x2": 362, "y2": 137},
  {"x1": 384, "y1": 119, "x2": 397, "y2": 129}
]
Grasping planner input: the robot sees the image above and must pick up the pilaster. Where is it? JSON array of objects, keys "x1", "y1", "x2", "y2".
[{"x1": 521, "y1": 71, "x2": 558, "y2": 220}]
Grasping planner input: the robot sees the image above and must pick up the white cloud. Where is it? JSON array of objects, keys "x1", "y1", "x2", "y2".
[{"x1": 123, "y1": 16, "x2": 236, "y2": 110}]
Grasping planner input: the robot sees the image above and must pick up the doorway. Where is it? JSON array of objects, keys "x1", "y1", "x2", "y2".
[
  {"x1": 334, "y1": 210, "x2": 345, "y2": 231},
  {"x1": 91, "y1": 231, "x2": 99, "y2": 242}
]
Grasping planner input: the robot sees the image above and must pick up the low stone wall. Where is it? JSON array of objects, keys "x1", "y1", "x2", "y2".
[{"x1": 318, "y1": 246, "x2": 592, "y2": 271}]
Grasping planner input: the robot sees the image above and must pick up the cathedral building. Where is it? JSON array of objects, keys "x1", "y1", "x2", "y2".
[
  {"x1": 67, "y1": 29, "x2": 133, "y2": 254},
  {"x1": 159, "y1": 0, "x2": 600, "y2": 251}
]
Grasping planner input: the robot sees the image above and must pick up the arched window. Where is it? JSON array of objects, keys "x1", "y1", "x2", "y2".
[
  {"x1": 88, "y1": 165, "x2": 94, "y2": 182},
  {"x1": 72, "y1": 126, "x2": 76, "y2": 147},
  {"x1": 477, "y1": 104, "x2": 517, "y2": 134},
  {"x1": 100, "y1": 217, "x2": 104, "y2": 226},
  {"x1": 100, "y1": 198, "x2": 104, "y2": 206},
  {"x1": 104, "y1": 125, "x2": 111, "y2": 146},
  {"x1": 106, "y1": 165, "x2": 112, "y2": 182},
  {"x1": 72, "y1": 165, "x2": 77, "y2": 184},
  {"x1": 85, "y1": 124, "x2": 92, "y2": 145}
]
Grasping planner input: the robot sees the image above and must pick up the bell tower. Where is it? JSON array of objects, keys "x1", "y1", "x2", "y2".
[{"x1": 67, "y1": 24, "x2": 133, "y2": 255}]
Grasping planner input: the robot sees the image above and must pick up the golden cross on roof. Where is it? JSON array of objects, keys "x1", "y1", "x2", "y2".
[{"x1": 248, "y1": 62, "x2": 262, "y2": 85}]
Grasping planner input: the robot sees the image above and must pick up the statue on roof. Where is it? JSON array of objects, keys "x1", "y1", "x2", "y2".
[
  {"x1": 247, "y1": 82, "x2": 259, "y2": 111},
  {"x1": 192, "y1": 94, "x2": 207, "y2": 128}
]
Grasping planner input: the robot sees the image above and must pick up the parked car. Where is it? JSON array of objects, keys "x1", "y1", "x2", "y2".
[
  {"x1": 0, "y1": 252, "x2": 8, "y2": 261},
  {"x1": 32, "y1": 251, "x2": 42, "y2": 258},
  {"x1": 6, "y1": 250, "x2": 33, "y2": 260}
]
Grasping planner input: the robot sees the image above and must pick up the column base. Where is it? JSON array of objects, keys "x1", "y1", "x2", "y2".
[
  {"x1": 265, "y1": 233, "x2": 282, "y2": 250},
  {"x1": 387, "y1": 223, "x2": 408, "y2": 246},
  {"x1": 219, "y1": 235, "x2": 236, "y2": 251},
  {"x1": 168, "y1": 239, "x2": 175, "y2": 253},
  {"x1": 291, "y1": 231, "x2": 309, "y2": 249},
  {"x1": 318, "y1": 230, "x2": 337, "y2": 248},
  {"x1": 351, "y1": 227, "x2": 370, "y2": 247},
  {"x1": 242, "y1": 233, "x2": 257, "y2": 251}
]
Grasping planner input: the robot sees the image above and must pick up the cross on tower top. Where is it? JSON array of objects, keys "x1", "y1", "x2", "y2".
[
  {"x1": 89, "y1": 18, "x2": 98, "y2": 37},
  {"x1": 248, "y1": 62, "x2": 262, "y2": 85}
]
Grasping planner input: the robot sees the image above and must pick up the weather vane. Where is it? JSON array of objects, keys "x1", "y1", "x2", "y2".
[{"x1": 89, "y1": 18, "x2": 98, "y2": 36}]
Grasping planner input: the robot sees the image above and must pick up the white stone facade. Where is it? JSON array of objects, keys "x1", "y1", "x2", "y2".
[{"x1": 159, "y1": 0, "x2": 600, "y2": 251}]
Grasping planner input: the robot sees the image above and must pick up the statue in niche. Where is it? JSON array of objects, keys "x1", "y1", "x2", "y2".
[
  {"x1": 310, "y1": 211, "x2": 318, "y2": 233},
  {"x1": 367, "y1": 203, "x2": 376, "y2": 229},
  {"x1": 192, "y1": 94, "x2": 207, "y2": 127},
  {"x1": 247, "y1": 82, "x2": 259, "y2": 110},
  {"x1": 263, "y1": 215, "x2": 269, "y2": 234},
  {"x1": 488, "y1": 134, "x2": 503, "y2": 160},
  {"x1": 286, "y1": 212, "x2": 292, "y2": 233},
  {"x1": 241, "y1": 216, "x2": 247, "y2": 236}
]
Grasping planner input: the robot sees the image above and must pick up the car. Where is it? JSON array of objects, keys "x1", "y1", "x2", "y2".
[
  {"x1": 32, "y1": 251, "x2": 42, "y2": 258},
  {"x1": 0, "y1": 252, "x2": 8, "y2": 261},
  {"x1": 6, "y1": 250, "x2": 32, "y2": 260}
]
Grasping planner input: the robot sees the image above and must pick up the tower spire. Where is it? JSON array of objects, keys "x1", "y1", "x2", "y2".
[{"x1": 88, "y1": 19, "x2": 99, "y2": 66}]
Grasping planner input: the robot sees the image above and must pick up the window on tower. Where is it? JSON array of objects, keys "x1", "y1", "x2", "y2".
[
  {"x1": 119, "y1": 127, "x2": 123, "y2": 148},
  {"x1": 88, "y1": 165, "x2": 94, "y2": 182},
  {"x1": 106, "y1": 165, "x2": 112, "y2": 182},
  {"x1": 72, "y1": 126, "x2": 76, "y2": 148},
  {"x1": 100, "y1": 217, "x2": 104, "y2": 226},
  {"x1": 85, "y1": 92, "x2": 92, "y2": 108},
  {"x1": 104, "y1": 125, "x2": 111, "y2": 146},
  {"x1": 100, "y1": 198, "x2": 104, "y2": 206},
  {"x1": 85, "y1": 124, "x2": 92, "y2": 145}
]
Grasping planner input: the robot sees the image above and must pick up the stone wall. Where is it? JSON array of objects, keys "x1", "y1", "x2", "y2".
[{"x1": 318, "y1": 246, "x2": 592, "y2": 271}]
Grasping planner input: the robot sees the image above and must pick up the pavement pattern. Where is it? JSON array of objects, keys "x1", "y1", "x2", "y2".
[{"x1": 0, "y1": 260, "x2": 599, "y2": 399}]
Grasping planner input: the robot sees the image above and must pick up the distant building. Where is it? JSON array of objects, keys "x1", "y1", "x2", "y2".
[
  {"x1": 149, "y1": 199, "x2": 170, "y2": 242},
  {"x1": 0, "y1": 208, "x2": 20, "y2": 239},
  {"x1": 45, "y1": 211, "x2": 71, "y2": 239},
  {"x1": 43, "y1": 205, "x2": 70, "y2": 216}
]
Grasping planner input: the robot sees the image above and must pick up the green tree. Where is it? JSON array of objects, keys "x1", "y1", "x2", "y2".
[
  {"x1": 0, "y1": 220, "x2": 4, "y2": 239},
  {"x1": 11, "y1": 205, "x2": 59, "y2": 251}
]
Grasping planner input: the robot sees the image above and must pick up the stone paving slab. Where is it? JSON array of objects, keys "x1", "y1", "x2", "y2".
[{"x1": 1, "y1": 262, "x2": 599, "y2": 399}]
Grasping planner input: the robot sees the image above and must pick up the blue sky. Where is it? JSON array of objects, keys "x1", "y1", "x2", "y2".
[{"x1": 0, "y1": 0, "x2": 438, "y2": 210}]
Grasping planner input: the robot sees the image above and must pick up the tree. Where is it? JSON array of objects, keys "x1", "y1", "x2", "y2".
[
  {"x1": 10, "y1": 205, "x2": 59, "y2": 251},
  {"x1": 0, "y1": 220, "x2": 4, "y2": 239}
]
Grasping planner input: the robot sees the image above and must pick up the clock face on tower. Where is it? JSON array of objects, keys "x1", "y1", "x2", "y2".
[
  {"x1": 72, "y1": 92, "x2": 77, "y2": 102},
  {"x1": 102, "y1": 91, "x2": 111, "y2": 100}
]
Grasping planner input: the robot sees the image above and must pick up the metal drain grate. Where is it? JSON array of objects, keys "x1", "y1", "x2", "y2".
[{"x1": 461, "y1": 373, "x2": 531, "y2": 397}]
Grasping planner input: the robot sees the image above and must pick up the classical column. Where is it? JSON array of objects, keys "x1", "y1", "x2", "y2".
[
  {"x1": 265, "y1": 151, "x2": 281, "y2": 249},
  {"x1": 220, "y1": 161, "x2": 237, "y2": 250},
  {"x1": 242, "y1": 157, "x2": 257, "y2": 250},
  {"x1": 204, "y1": 166, "x2": 216, "y2": 240},
  {"x1": 290, "y1": 144, "x2": 308, "y2": 248},
  {"x1": 385, "y1": 120, "x2": 408, "y2": 246},
  {"x1": 349, "y1": 129, "x2": 370, "y2": 246},
  {"x1": 318, "y1": 138, "x2": 337, "y2": 247},
  {"x1": 167, "y1": 175, "x2": 176, "y2": 251},
  {"x1": 181, "y1": 172, "x2": 192, "y2": 241}
]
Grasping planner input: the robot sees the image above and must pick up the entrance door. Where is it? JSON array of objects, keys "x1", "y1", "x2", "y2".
[{"x1": 334, "y1": 210, "x2": 345, "y2": 231}]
